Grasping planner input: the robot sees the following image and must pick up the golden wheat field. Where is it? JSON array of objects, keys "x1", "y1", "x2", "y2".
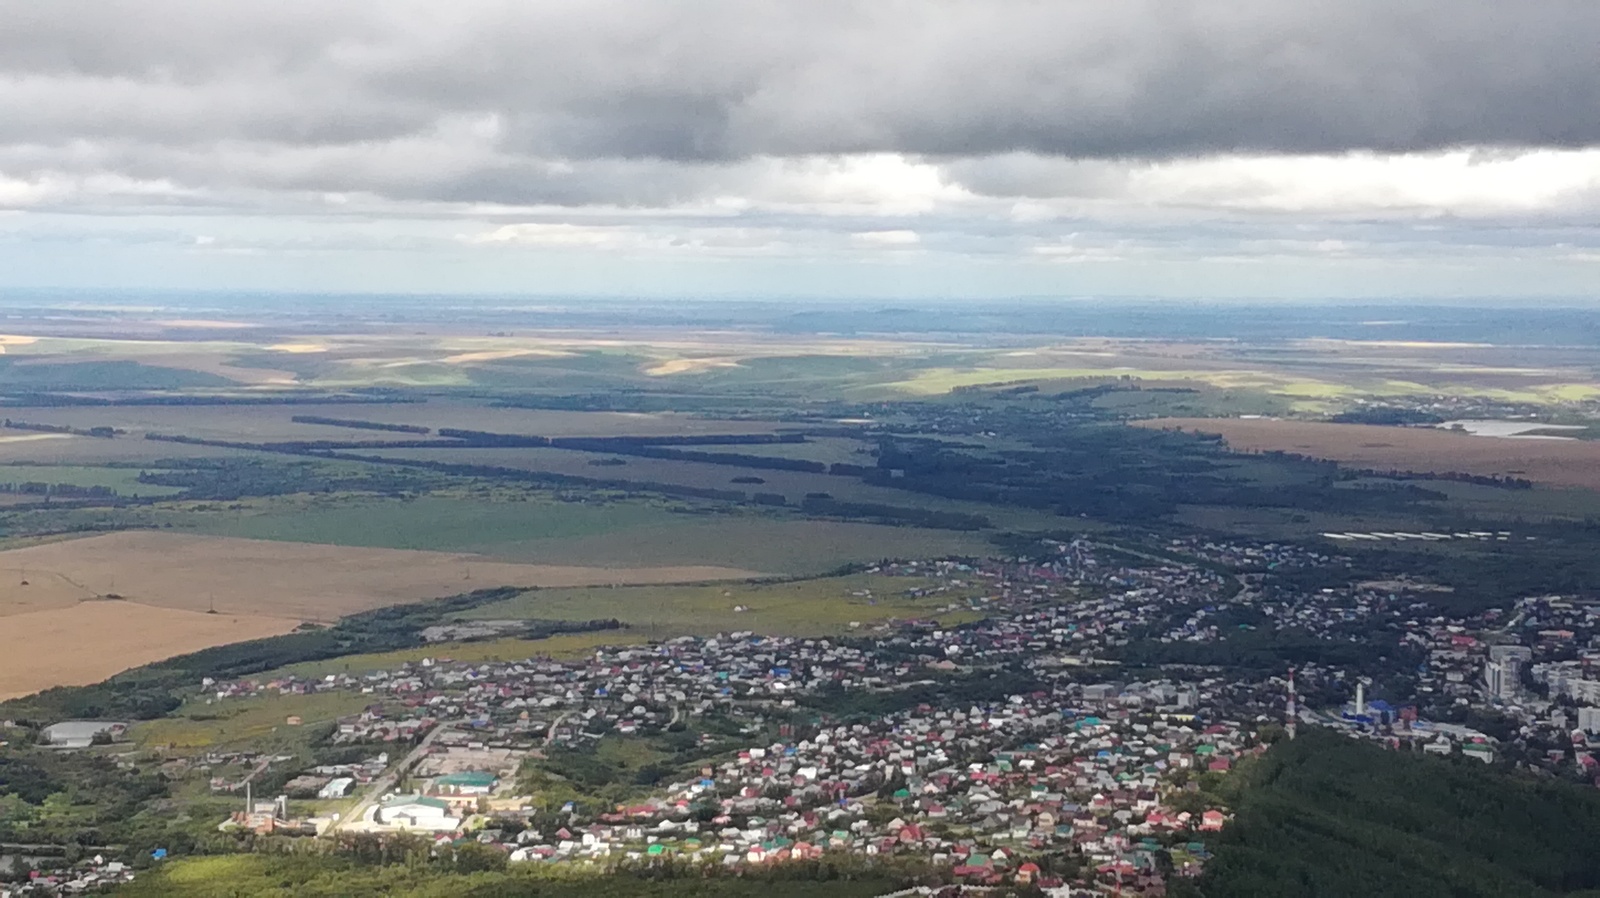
[
  {"x1": 0, "y1": 531, "x2": 758, "y2": 700},
  {"x1": 0, "y1": 601, "x2": 299, "y2": 700}
]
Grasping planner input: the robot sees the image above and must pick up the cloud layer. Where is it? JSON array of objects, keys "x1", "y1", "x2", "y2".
[{"x1": 1, "y1": 1, "x2": 1598, "y2": 295}]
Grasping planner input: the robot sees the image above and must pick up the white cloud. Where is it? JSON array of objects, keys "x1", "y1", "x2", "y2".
[
  {"x1": 852, "y1": 229, "x2": 921, "y2": 246},
  {"x1": 946, "y1": 150, "x2": 1600, "y2": 220},
  {"x1": 469, "y1": 222, "x2": 652, "y2": 249}
]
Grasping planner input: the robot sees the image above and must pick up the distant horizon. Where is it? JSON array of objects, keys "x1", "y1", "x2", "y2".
[
  {"x1": 4, "y1": 288, "x2": 1600, "y2": 349},
  {"x1": 1, "y1": 287, "x2": 1598, "y2": 310}
]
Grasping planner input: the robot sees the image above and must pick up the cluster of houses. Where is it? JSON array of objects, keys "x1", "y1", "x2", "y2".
[
  {"x1": 186, "y1": 541, "x2": 1315, "y2": 894},
  {"x1": 1163, "y1": 537, "x2": 1344, "y2": 571},
  {"x1": 0, "y1": 857, "x2": 136, "y2": 896},
  {"x1": 134, "y1": 532, "x2": 1600, "y2": 894},
  {"x1": 283, "y1": 751, "x2": 390, "y2": 799},
  {"x1": 533, "y1": 685, "x2": 1251, "y2": 892}
]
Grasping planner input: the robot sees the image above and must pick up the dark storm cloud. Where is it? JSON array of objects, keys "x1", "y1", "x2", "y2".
[{"x1": 2, "y1": 0, "x2": 1597, "y2": 165}]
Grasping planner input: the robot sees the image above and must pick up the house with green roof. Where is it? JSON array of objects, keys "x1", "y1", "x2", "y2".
[{"x1": 431, "y1": 771, "x2": 498, "y2": 796}]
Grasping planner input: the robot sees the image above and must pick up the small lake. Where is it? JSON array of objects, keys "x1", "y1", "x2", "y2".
[{"x1": 1437, "y1": 420, "x2": 1587, "y2": 440}]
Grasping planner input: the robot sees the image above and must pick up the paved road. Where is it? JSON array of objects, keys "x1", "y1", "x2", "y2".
[
  {"x1": 331, "y1": 722, "x2": 456, "y2": 834},
  {"x1": 544, "y1": 710, "x2": 572, "y2": 747}
]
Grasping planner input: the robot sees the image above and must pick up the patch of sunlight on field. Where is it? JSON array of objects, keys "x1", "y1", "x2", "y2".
[
  {"x1": 306, "y1": 359, "x2": 476, "y2": 387},
  {"x1": 882, "y1": 367, "x2": 1217, "y2": 394},
  {"x1": 266, "y1": 342, "x2": 330, "y2": 353},
  {"x1": 1372, "y1": 380, "x2": 1438, "y2": 395},
  {"x1": 1538, "y1": 384, "x2": 1600, "y2": 401},
  {"x1": 0, "y1": 335, "x2": 260, "y2": 356},
  {"x1": 1289, "y1": 399, "x2": 1341, "y2": 414},
  {"x1": 882, "y1": 365, "x2": 1370, "y2": 400},
  {"x1": 643, "y1": 357, "x2": 747, "y2": 376},
  {"x1": 440, "y1": 348, "x2": 574, "y2": 364},
  {"x1": 886, "y1": 362, "x2": 1600, "y2": 407},
  {"x1": 1271, "y1": 380, "x2": 1362, "y2": 398}
]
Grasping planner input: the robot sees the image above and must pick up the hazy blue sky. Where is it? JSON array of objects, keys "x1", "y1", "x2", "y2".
[{"x1": 2, "y1": 1, "x2": 1598, "y2": 299}]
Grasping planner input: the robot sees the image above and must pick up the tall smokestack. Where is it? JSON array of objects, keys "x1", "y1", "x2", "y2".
[{"x1": 1356, "y1": 681, "x2": 1366, "y2": 717}]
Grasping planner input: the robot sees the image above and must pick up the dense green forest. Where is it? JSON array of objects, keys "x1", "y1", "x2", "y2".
[
  {"x1": 1180, "y1": 730, "x2": 1600, "y2": 898},
  {"x1": 867, "y1": 425, "x2": 1443, "y2": 524}
]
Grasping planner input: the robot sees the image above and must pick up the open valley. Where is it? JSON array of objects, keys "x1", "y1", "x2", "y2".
[{"x1": 1, "y1": 302, "x2": 1600, "y2": 897}]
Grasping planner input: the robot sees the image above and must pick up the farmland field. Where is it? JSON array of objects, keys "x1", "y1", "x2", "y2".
[
  {"x1": 364, "y1": 446, "x2": 1064, "y2": 529},
  {"x1": 136, "y1": 492, "x2": 994, "y2": 573},
  {"x1": 258, "y1": 573, "x2": 993, "y2": 682},
  {"x1": 715, "y1": 435, "x2": 879, "y2": 465},
  {"x1": 0, "y1": 401, "x2": 792, "y2": 443},
  {"x1": 152, "y1": 493, "x2": 692, "y2": 553},
  {"x1": 1140, "y1": 417, "x2": 1600, "y2": 491},
  {"x1": 2, "y1": 304, "x2": 1596, "y2": 722},
  {"x1": 0, "y1": 463, "x2": 185, "y2": 497},
  {"x1": 0, "y1": 433, "x2": 247, "y2": 465},
  {"x1": 456, "y1": 572, "x2": 989, "y2": 638},
  {"x1": 449, "y1": 516, "x2": 997, "y2": 572},
  {"x1": 0, "y1": 531, "x2": 757, "y2": 622},
  {"x1": 0, "y1": 601, "x2": 299, "y2": 701},
  {"x1": 131, "y1": 691, "x2": 376, "y2": 751},
  {"x1": 0, "y1": 529, "x2": 762, "y2": 700}
]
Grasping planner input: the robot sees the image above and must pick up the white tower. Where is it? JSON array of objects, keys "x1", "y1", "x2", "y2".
[{"x1": 1285, "y1": 667, "x2": 1298, "y2": 740}]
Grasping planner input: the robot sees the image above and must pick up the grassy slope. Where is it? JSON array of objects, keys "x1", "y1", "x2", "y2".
[
  {"x1": 256, "y1": 574, "x2": 992, "y2": 681},
  {"x1": 132, "y1": 691, "x2": 374, "y2": 752},
  {"x1": 456, "y1": 573, "x2": 988, "y2": 637},
  {"x1": 0, "y1": 359, "x2": 236, "y2": 390},
  {"x1": 157, "y1": 494, "x2": 673, "y2": 550}
]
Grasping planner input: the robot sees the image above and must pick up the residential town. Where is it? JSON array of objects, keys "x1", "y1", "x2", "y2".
[{"x1": 11, "y1": 536, "x2": 1600, "y2": 896}]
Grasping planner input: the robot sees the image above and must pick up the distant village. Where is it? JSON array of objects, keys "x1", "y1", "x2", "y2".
[{"x1": 11, "y1": 535, "x2": 1600, "y2": 896}]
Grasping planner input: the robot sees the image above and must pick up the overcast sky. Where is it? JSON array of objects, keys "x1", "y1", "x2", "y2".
[{"x1": 2, "y1": 0, "x2": 1599, "y2": 300}]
